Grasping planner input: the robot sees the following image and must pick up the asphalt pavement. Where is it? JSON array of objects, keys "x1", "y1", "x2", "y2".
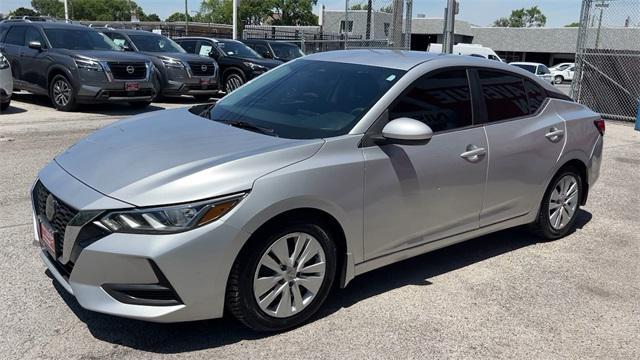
[{"x1": 0, "y1": 92, "x2": 639, "y2": 359}]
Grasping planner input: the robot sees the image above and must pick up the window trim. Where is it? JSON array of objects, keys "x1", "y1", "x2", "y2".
[
  {"x1": 472, "y1": 67, "x2": 550, "y2": 125},
  {"x1": 376, "y1": 66, "x2": 480, "y2": 136}
]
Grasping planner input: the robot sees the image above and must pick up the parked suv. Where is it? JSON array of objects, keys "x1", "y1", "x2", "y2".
[
  {"x1": 101, "y1": 30, "x2": 219, "y2": 102},
  {"x1": 242, "y1": 39, "x2": 305, "y2": 62},
  {"x1": 510, "y1": 62, "x2": 554, "y2": 84},
  {"x1": 0, "y1": 22, "x2": 156, "y2": 111},
  {"x1": 175, "y1": 37, "x2": 282, "y2": 92},
  {"x1": 0, "y1": 51, "x2": 12, "y2": 111}
]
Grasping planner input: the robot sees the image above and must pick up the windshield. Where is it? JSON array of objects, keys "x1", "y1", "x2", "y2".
[
  {"x1": 512, "y1": 64, "x2": 536, "y2": 74},
  {"x1": 209, "y1": 59, "x2": 405, "y2": 139},
  {"x1": 218, "y1": 40, "x2": 261, "y2": 58},
  {"x1": 44, "y1": 29, "x2": 120, "y2": 51},
  {"x1": 270, "y1": 42, "x2": 304, "y2": 60},
  {"x1": 128, "y1": 34, "x2": 185, "y2": 53}
]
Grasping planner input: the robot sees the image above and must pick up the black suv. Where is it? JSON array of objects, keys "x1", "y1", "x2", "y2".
[
  {"x1": 101, "y1": 30, "x2": 219, "y2": 101},
  {"x1": 0, "y1": 22, "x2": 156, "y2": 111},
  {"x1": 242, "y1": 39, "x2": 305, "y2": 63},
  {"x1": 174, "y1": 37, "x2": 282, "y2": 92}
]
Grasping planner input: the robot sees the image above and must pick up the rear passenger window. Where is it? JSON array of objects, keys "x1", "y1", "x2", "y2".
[
  {"x1": 478, "y1": 70, "x2": 529, "y2": 122},
  {"x1": 178, "y1": 40, "x2": 197, "y2": 53},
  {"x1": 389, "y1": 70, "x2": 473, "y2": 132},
  {"x1": 525, "y1": 80, "x2": 547, "y2": 114},
  {"x1": 5, "y1": 26, "x2": 26, "y2": 46}
]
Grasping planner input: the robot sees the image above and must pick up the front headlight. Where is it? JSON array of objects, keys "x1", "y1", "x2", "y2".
[
  {"x1": 74, "y1": 58, "x2": 104, "y2": 72},
  {"x1": 243, "y1": 62, "x2": 267, "y2": 71},
  {"x1": 161, "y1": 57, "x2": 187, "y2": 69},
  {"x1": 0, "y1": 53, "x2": 9, "y2": 70},
  {"x1": 98, "y1": 193, "x2": 246, "y2": 234}
]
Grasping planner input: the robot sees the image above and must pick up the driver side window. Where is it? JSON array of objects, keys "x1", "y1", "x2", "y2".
[
  {"x1": 388, "y1": 69, "x2": 473, "y2": 133},
  {"x1": 25, "y1": 27, "x2": 46, "y2": 47}
]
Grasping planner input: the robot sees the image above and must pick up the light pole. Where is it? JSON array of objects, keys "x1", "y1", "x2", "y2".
[
  {"x1": 185, "y1": 0, "x2": 189, "y2": 35},
  {"x1": 233, "y1": 0, "x2": 238, "y2": 39},
  {"x1": 63, "y1": 0, "x2": 69, "y2": 21},
  {"x1": 443, "y1": 0, "x2": 458, "y2": 54}
]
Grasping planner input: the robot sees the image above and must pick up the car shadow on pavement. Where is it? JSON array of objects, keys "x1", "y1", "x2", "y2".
[
  {"x1": 51, "y1": 210, "x2": 592, "y2": 353},
  {"x1": 10, "y1": 93, "x2": 167, "y2": 116},
  {"x1": 0, "y1": 105, "x2": 27, "y2": 115}
]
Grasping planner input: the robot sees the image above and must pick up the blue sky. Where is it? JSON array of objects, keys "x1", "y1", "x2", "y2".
[{"x1": 1, "y1": 0, "x2": 583, "y2": 27}]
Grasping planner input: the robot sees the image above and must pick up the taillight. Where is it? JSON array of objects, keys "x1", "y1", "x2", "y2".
[{"x1": 594, "y1": 119, "x2": 605, "y2": 136}]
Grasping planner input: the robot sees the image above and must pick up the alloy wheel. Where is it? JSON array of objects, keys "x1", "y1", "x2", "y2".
[
  {"x1": 53, "y1": 79, "x2": 71, "y2": 107},
  {"x1": 548, "y1": 175, "x2": 579, "y2": 230},
  {"x1": 225, "y1": 75, "x2": 244, "y2": 92},
  {"x1": 253, "y1": 232, "x2": 327, "y2": 318}
]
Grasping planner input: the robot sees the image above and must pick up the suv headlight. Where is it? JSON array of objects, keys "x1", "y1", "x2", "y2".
[
  {"x1": 0, "y1": 53, "x2": 9, "y2": 70},
  {"x1": 98, "y1": 193, "x2": 246, "y2": 234},
  {"x1": 75, "y1": 58, "x2": 104, "y2": 72},
  {"x1": 161, "y1": 57, "x2": 187, "y2": 69},
  {"x1": 243, "y1": 62, "x2": 267, "y2": 71}
]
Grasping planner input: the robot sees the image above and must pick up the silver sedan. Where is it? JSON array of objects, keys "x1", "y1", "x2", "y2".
[{"x1": 32, "y1": 50, "x2": 603, "y2": 331}]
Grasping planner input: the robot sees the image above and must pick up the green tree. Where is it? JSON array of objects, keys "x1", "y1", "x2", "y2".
[
  {"x1": 31, "y1": 0, "x2": 64, "y2": 17},
  {"x1": 9, "y1": 7, "x2": 38, "y2": 17},
  {"x1": 350, "y1": 4, "x2": 370, "y2": 10},
  {"x1": 493, "y1": 6, "x2": 547, "y2": 27},
  {"x1": 380, "y1": 5, "x2": 392, "y2": 13},
  {"x1": 271, "y1": 0, "x2": 318, "y2": 26},
  {"x1": 565, "y1": 22, "x2": 580, "y2": 27},
  {"x1": 166, "y1": 12, "x2": 192, "y2": 22},
  {"x1": 142, "y1": 13, "x2": 161, "y2": 22}
]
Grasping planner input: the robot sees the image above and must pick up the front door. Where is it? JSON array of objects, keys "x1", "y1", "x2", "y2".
[
  {"x1": 20, "y1": 26, "x2": 49, "y2": 93},
  {"x1": 363, "y1": 69, "x2": 488, "y2": 260}
]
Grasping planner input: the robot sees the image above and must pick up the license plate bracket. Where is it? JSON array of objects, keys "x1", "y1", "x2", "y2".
[
  {"x1": 125, "y1": 82, "x2": 140, "y2": 91},
  {"x1": 39, "y1": 219, "x2": 57, "y2": 259}
]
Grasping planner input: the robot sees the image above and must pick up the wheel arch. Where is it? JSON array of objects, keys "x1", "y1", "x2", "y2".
[
  {"x1": 222, "y1": 67, "x2": 246, "y2": 81},
  {"x1": 47, "y1": 65, "x2": 74, "y2": 91},
  {"x1": 545, "y1": 157, "x2": 590, "y2": 207},
  {"x1": 229, "y1": 206, "x2": 353, "y2": 292}
]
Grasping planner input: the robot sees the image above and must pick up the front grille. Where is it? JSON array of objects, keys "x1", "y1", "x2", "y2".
[
  {"x1": 107, "y1": 62, "x2": 147, "y2": 80},
  {"x1": 33, "y1": 181, "x2": 79, "y2": 257},
  {"x1": 188, "y1": 62, "x2": 216, "y2": 76}
]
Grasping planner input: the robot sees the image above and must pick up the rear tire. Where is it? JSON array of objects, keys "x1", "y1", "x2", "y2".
[
  {"x1": 0, "y1": 100, "x2": 9, "y2": 112},
  {"x1": 49, "y1": 74, "x2": 78, "y2": 111},
  {"x1": 226, "y1": 222, "x2": 337, "y2": 332},
  {"x1": 193, "y1": 95, "x2": 212, "y2": 102},
  {"x1": 129, "y1": 100, "x2": 152, "y2": 109},
  {"x1": 224, "y1": 72, "x2": 245, "y2": 93},
  {"x1": 554, "y1": 75, "x2": 564, "y2": 84},
  {"x1": 531, "y1": 167, "x2": 583, "y2": 240}
]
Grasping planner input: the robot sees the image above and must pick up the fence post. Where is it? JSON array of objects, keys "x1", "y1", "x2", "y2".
[{"x1": 636, "y1": 99, "x2": 640, "y2": 131}]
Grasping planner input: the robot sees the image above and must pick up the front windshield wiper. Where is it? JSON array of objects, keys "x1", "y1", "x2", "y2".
[{"x1": 218, "y1": 120, "x2": 278, "y2": 137}]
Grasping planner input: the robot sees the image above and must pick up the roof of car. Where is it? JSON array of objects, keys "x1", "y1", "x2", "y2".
[
  {"x1": 174, "y1": 36, "x2": 239, "y2": 43},
  {"x1": 2, "y1": 21, "x2": 91, "y2": 30},
  {"x1": 510, "y1": 62, "x2": 545, "y2": 66},
  {"x1": 103, "y1": 29, "x2": 161, "y2": 36},
  {"x1": 302, "y1": 50, "x2": 442, "y2": 70}
]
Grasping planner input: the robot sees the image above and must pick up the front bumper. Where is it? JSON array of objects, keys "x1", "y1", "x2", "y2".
[
  {"x1": 75, "y1": 66, "x2": 156, "y2": 103},
  {"x1": 34, "y1": 161, "x2": 251, "y2": 322},
  {"x1": 162, "y1": 76, "x2": 219, "y2": 97}
]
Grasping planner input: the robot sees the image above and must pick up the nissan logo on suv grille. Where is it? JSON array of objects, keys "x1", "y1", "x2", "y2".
[
  {"x1": 201, "y1": 65, "x2": 208, "y2": 72},
  {"x1": 126, "y1": 65, "x2": 135, "y2": 74}
]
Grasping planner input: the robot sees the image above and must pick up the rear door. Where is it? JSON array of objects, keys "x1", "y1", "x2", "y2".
[
  {"x1": 2, "y1": 25, "x2": 26, "y2": 83},
  {"x1": 477, "y1": 70, "x2": 565, "y2": 227},
  {"x1": 363, "y1": 69, "x2": 489, "y2": 259}
]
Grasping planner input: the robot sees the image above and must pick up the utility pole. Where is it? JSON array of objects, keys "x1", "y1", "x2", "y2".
[
  {"x1": 365, "y1": 0, "x2": 372, "y2": 40},
  {"x1": 442, "y1": 0, "x2": 458, "y2": 53},
  {"x1": 184, "y1": 0, "x2": 189, "y2": 35},
  {"x1": 405, "y1": 0, "x2": 413, "y2": 49},
  {"x1": 344, "y1": 0, "x2": 349, "y2": 49},
  {"x1": 233, "y1": 0, "x2": 239, "y2": 39},
  {"x1": 63, "y1": 0, "x2": 69, "y2": 22},
  {"x1": 390, "y1": 0, "x2": 404, "y2": 48},
  {"x1": 595, "y1": 0, "x2": 609, "y2": 49}
]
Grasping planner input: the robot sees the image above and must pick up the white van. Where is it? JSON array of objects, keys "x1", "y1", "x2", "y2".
[{"x1": 427, "y1": 43, "x2": 503, "y2": 62}]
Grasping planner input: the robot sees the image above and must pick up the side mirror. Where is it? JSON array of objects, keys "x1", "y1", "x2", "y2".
[
  {"x1": 380, "y1": 118, "x2": 433, "y2": 143},
  {"x1": 28, "y1": 41, "x2": 42, "y2": 51},
  {"x1": 121, "y1": 44, "x2": 133, "y2": 51},
  {"x1": 262, "y1": 51, "x2": 273, "y2": 59},
  {"x1": 209, "y1": 51, "x2": 220, "y2": 60}
]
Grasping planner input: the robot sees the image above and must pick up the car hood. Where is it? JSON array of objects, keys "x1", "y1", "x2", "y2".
[
  {"x1": 232, "y1": 56, "x2": 283, "y2": 69},
  {"x1": 142, "y1": 51, "x2": 216, "y2": 64},
  {"x1": 51, "y1": 49, "x2": 150, "y2": 62},
  {"x1": 55, "y1": 107, "x2": 324, "y2": 207}
]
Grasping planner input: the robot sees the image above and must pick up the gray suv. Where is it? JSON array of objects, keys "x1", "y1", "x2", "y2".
[
  {"x1": 101, "y1": 30, "x2": 219, "y2": 102},
  {"x1": 0, "y1": 22, "x2": 156, "y2": 111}
]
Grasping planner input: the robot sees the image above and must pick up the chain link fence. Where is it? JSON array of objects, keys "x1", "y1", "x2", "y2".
[
  {"x1": 571, "y1": 0, "x2": 640, "y2": 121},
  {"x1": 243, "y1": 0, "x2": 412, "y2": 53}
]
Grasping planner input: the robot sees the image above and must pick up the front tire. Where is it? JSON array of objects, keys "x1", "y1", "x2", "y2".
[
  {"x1": 226, "y1": 223, "x2": 337, "y2": 332},
  {"x1": 224, "y1": 72, "x2": 245, "y2": 93},
  {"x1": 554, "y1": 75, "x2": 564, "y2": 84},
  {"x1": 49, "y1": 75, "x2": 78, "y2": 111},
  {"x1": 531, "y1": 168, "x2": 582, "y2": 240}
]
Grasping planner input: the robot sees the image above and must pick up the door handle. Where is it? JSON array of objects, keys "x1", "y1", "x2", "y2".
[
  {"x1": 460, "y1": 145, "x2": 486, "y2": 162},
  {"x1": 545, "y1": 128, "x2": 565, "y2": 142}
]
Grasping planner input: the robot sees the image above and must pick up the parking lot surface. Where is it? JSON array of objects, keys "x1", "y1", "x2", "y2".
[{"x1": 1, "y1": 93, "x2": 639, "y2": 359}]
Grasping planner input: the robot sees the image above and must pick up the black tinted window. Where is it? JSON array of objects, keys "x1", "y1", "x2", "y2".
[
  {"x1": 25, "y1": 27, "x2": 45, "y2": 46},
  {"x1": 479, "y1": 70, "x2": 529, "y2": 122},
  {"x1": 389, "y1": 70, "x2": 473, "y2": 132},
  {"x1": 209, "y1": 60, "x2": 405, "y2": 139},
  {"x1": 525, "y1": 80, "x2": 547, "y2": 114},
  {"x1": 5, "y1": 26, "x2": 26, "y2": 46},
  {"x1": 178, "y1": 39, "x2": 197, "y2": 53}
]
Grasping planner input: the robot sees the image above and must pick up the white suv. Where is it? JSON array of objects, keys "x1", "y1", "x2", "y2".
[
  {"x1": 510, "y1": 62, "x2": 554, "y2": 84},
  {"x1": 0, "y1": 52, "x2": 12, "y2": 112}
]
